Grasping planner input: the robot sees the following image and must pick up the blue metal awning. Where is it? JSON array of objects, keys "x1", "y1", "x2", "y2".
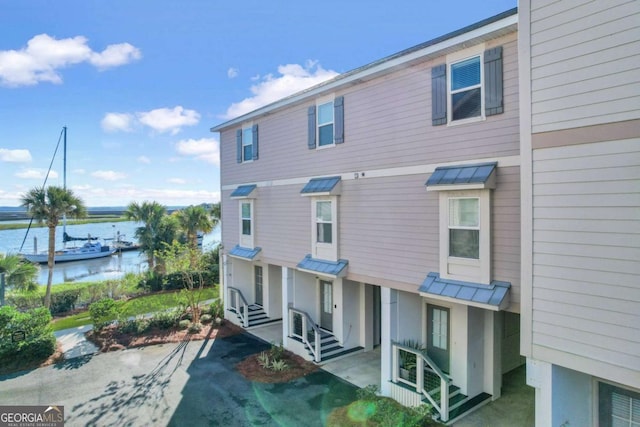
[
  {"x1": 230, "y1": 184, "x2": 257, "y2": 199},
  {"x1": 297, "y1": 255, "x2": 348, "y2": 278},
  {"x1": 426, "y1": 162, "x2": 497, "y2": 190},
  {"x1": 418, "y1": 272, "x2": 510, "y2": 311},
  {"x1": 228, "y1": 245, "x2": 261, "y2": 260},
  {"x1": 300, "y1": 176, "x2": 341, "y2": 196}
]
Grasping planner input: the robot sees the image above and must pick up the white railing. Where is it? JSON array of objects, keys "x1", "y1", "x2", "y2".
[
  {"x1": 288, "y1": 307, "x2": 321, "y2": 363},
  {"x1": 392, "y1": 341, "x2": 452, "y2": 422},
  {"x1": 227, "y1": 287, "x2": 249, "y2": 328}
]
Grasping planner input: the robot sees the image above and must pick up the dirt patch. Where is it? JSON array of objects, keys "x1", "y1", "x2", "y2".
[
  {"x1": 86, "y1": 320, "x2": 244, "y2": 352},
  {"x1": 236, "y1": 349, "x2": 318, "y2": 383}
]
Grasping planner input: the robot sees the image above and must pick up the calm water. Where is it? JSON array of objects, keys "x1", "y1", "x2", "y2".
[{"x1": 0, "y1": 221, "x2": 220, "y2": 285}]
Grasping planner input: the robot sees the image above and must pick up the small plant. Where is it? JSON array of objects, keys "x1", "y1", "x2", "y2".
[
  {"x1": 200, "y1": 314, "x2": 212, "y2": 324},
  {"x1": 356, "y1": 384, "x2": 379, "y2": 401},
  {"x1": 257, "y1": 351, "x2": 270, "y2": 369},
  {"x1": 188, "y1": 322, "x2": 203, "y2": 334},
  {"x1": 148, "y1": 309, "x2": 179, "y2": 330},
  {"x1": 269, "y1": 342, "x2": 285, "y2": 360},
  {"x1": 117, "y1": 317, "x2": 149, "y2": 335},
  {"x1": 178, "y1": 319, "x2": 190, "y2": 330},
  {"x1": 208, "y1": 299, "x2": 224, "y2": 318},
  {"x1": 269, "y1": 359, "x2": 288, "y2": 371}
]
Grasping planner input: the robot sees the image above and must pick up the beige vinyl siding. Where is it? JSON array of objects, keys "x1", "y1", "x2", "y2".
[
  {"x1": 220, "y1": 33, "x2": 518, "y2": 188},
  {"x1": 531, "y1": 138, "x2": 640, "y2": 373},
  {"x1": 530, "y1": 0, "x2": 640, "y2": 133}
]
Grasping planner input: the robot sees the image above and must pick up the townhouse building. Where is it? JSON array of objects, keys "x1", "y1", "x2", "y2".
[
  {"x1": 212, "y1": 8, "x2": 522, "y2": 423},
  {"x1": 519, "y1": 0, "x2": 640, "y2": 426}
]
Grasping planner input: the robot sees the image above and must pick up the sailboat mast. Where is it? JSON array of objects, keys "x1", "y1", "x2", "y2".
[{"x1": 63, "y1": 126, "x2": 67, "y2": 245}]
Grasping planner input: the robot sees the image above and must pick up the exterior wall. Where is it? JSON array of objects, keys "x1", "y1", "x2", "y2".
[
  {"x1": 530, "y1": 0, "x2": 640, "y2": 133},
  {"x1": 220, "y1": 32, "x2": 519, "y2": 188},
  {"x1": 531, "y1": 139, "x2": 640, "y2": 386},
  {"x1": 521, "y1": 0, "x2": 640, "y2": 425},
  {"x1": 342, "y1": 279, "x2": 362, "y2": 349}
]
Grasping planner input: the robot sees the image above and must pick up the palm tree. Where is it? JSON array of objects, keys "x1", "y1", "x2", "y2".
[
  {"x1": 124, "y1": 201, "x2": 166, "y2": 270},
  {"x1": 0, "y1": 253, "x2": 39, "y2": 292},
  {"x1": 210, "y1": 202, "x2": 221, "y2": 225},
  {"x1": 175, "y1": 205, "x2": 215, "y2": 268},
  {"x1": 21, "y1": 186, "x2": 86, "y2": 308},
  {"x1": 176, "y1": 205, "x2": 215, "y2": 251}
]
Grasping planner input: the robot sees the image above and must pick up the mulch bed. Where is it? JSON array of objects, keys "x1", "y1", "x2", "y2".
[
  {"x1": 236, "y1": 349, "x2": 319, "y2": 383},
  {"x1": 86, "y1": 320, "x2": 245, "y2": 352}
]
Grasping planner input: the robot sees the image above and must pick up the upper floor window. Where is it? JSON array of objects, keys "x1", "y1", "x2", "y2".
[
  {"x1": 431, "y1": 45, "x2": 503, "y2": 126},
  {"x1": 236, "y1": 124, "x2": 259, "y2": 163},
  {"x1": 317, "y1": 102, "x2": 334, "y2": 147},
  {"x1": 307, "y1": 96, "x2": 344, "y2": 149},
  {"x1": 450, "y1": 56, "x2": 482, "y2": 121},
  {"x1": 312, "y1": 198, "x2": 338, "y2": 260}
]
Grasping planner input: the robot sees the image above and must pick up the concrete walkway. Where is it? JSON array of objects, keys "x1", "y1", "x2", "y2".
[{"x1": 54, "y1": 325, "x2": 98, "y2": 359}]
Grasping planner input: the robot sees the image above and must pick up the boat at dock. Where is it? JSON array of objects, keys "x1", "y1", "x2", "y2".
[{"x1": 22, "y1": 240, "x2": 116, "y2": 264}]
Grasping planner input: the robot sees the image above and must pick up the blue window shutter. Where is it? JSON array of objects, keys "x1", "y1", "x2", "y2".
[
  {"x1": 236, "y1": 129, "x2": 242, "y2": 163},
  {"x1": 252, "y1": 124, "x2": 259, "y2": 160},
  {"x1": 484, "y1": 46, "x2": 503, "y2": 116},
  {"x1": 334, "y1": 96, "x2": 344, "y2": 144},
  {"x1": 308, "y1": 106, "x2": 316, "y2": 149},
  {"x1": 431, "y1": 64, "x2": 447, "y2": 126}
]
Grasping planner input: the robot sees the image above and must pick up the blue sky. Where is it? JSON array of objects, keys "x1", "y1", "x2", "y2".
[{"x1": 0, "y1": 0, "x2": 516, "y2": 207}]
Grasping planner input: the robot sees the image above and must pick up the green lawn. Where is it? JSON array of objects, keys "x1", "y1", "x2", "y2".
[{"x1": 51, "y1": 286, "x2": 219, "y2": 331}]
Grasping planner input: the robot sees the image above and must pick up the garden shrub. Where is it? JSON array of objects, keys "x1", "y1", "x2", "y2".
[
  {"x1": 117, "y1": 317, "x2": 149, "y2": 335},
  {"x1": 89, "y1": 298, "x2": 120, "y2": 330},
  {"x1": 188, "y1": 322, "x2": 202, "y2": 334},
  {"x1": 0, "y1": 306, "x2": 56, "y2": 365},
  {"x1": 208, "y1": 299, "x2": 224, "y2": 319},
  {"x1": 178, "y1": 319, "x2": 190, "y2": 329},
  {"x1": 49, "y1": 289, "x2": 81, "y2": 314},
  {"x1": 200, "y1": 314, "x2": 212, "y2": 324},
  {"x1": 147, "y1": 310, "x2": 179, "y2": 330}
]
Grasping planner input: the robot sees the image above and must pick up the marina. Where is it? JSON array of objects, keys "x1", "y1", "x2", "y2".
[{"x1": 0, "y1": 220, "x2": 220, "y2": 285}]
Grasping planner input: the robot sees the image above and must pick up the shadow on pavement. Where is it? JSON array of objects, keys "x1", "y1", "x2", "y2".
[
  {"x1": 53, "y1": 354, "x2": 94, "y2": 370},
  {"x1": 168, "y1": 332, "x2": 359, "y2": 427},
  {"x1": 70, "y1": 338, "x2": 192, "y2": 426}
]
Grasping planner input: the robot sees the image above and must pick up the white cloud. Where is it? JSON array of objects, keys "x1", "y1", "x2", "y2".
[
  {"x1": 89, "y1": 43, "x2": 141, "y2": 70},
  {"x1": 91, "y1": 170, "x2": 126, "y2": 181},
  {"x1": 168, "y1": 178, "x2": 187, "y2": 184},
  {"x1": 137, "y1": 106, "x2": 200, "y2": 135},
  {"x1": 175, "y1": 137, "x2": 219, "y2": 165},
  {"x1": 227, "y1": 67, "x2": 239, "y2": 78},
  {"x1": 223, "y1": 61, "x2": 339, "y2": 119},
  {"x1": 0, "y1": 148, "x2": 32, "y2": 162},
  {"x1": 71, "y1": 185, "x2": 220, "y2": 207},
  {"x1": 101, "y1": 112, "x2": 135, "y2": 132},
  {"x1": 15, "y1": 168, "x2": 58, "y2": 180},
  {"x1": 0, "y1": 34, "x2": 141, "y2": 87},
  {"x1": 137, "y1": 156, "x2": 151, "y2": 164}
]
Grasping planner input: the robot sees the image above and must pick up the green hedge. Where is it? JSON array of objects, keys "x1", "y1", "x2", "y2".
[{"x1": 0, "y1": 306, "x2": 56, "y2": 365}]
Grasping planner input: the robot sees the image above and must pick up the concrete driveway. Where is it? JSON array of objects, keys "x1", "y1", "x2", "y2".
[{"x1": 0, "y1": 332, "x2": 359, "y2": 427}]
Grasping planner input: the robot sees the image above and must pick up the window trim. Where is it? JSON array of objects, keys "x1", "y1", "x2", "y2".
[
  {"x1": 316, "y1": 96, "x2": 335, "y2": 149},
  {"x1": 312, "y1": 196, "x2": 338, "y2": 261},
  {"x1": 239, "y1": 199, "x2": 254, "y2": 248},
  {"x1": 241, "y1": 126, "x2": 253, "y2": 163},
  {"x1": 446, "y1": 44, "x2": 485, "y2": 126},
  {"x1": 439, "y1": 189, "x2": 490, "y2": 284}
]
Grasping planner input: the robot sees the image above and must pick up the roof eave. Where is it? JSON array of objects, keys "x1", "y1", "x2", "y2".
[{"x1": 210, "y1": 9, "x2": 517, "y2": 133}]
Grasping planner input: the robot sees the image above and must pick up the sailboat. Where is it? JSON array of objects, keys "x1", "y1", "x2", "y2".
[{"x1": 20, "y1": 127, "x2": 116, "y2": 264}]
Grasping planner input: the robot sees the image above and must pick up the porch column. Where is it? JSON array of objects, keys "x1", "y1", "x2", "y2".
[
  {"x1": 281, "y1": 267, "x2": 294, "y2": 346},
  {"x1": 380, "y1": 287, "x2": 398, "y2": 396},
  {"x1": 222, "y1": 254, "x2": 230, "y2": 315}
]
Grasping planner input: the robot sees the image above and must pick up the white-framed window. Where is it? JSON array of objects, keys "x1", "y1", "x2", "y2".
[
  {"x1": 239, "y1": 199, "x2": 254, "y2": 248},
  {"x1": 599, "y1": 382, "x2": 640, "y2": 427},
  {"x1": 439, "y1": 189, "x2": 490, "y2": 284},
  {"x1": 448, "y1": 197, "x2": 480, "y2": 259},
  {"x1": 242, "y1": 126, "x2": 253, "y2": 162},
  {"x1": 449, "y1": 55, "x2": 482, "y2": 122},
  {"x1": 312, "y1": 197, "x2": 338, "y2": 260},
  {"x1": 317, "y1": 101, "x2": 334, "y2": 147}
]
